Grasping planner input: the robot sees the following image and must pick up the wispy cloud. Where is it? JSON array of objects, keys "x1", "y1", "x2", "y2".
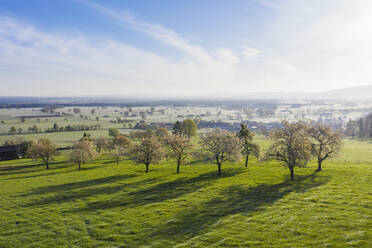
[
  {"x1": 73, "y1": 1, "x2": 300, "y2": 92},
  {"x1": 242, "y1": 46, "x2": 261, "y2": 58},
  {"x1": 257, "y1": 0, "x2": 285, "y2": 10},
  {"x1": 79, "y1": 0, "x2": 219, "y2": 66},
  {"x1": 0, "y1": 15, "x2": 242, "y2": 96},
  {"x1": 4, "y1": 0, "x2": 371, "y2": 96},
  {"x1": 256, "y1": 0, "x2": 314, "y2": 13},
  {"x1": 0, "y1": 10, "x2": 301, "y2": 96}
]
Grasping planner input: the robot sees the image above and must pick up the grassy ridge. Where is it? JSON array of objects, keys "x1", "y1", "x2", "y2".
[{"x1": 0, "y1": 141, "x2": 371, "y2": 247}]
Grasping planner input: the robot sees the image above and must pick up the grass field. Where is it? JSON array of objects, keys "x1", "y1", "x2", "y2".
[
  {"x1": 0, "y1": 129, "x2": 133, "y2": 147},
  {"x1": 0, "y1": 139, "x2": 371, "y2": 247}
]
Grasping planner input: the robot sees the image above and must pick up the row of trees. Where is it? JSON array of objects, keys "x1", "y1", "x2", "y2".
[
  {"x1": 8, "y1": 125, "x2": 40, "y2": 134},
  {"x1": 45, "y1": 123, "x2": 102, "y2": 132},
  {"x1": 7, "y1": 124, "x2": 102, "y2": 135},
  {"x1": 25, "y1": 119, "x2": 342, "y2": 180}
]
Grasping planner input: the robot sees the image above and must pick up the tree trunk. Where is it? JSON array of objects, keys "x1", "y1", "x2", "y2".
[
  {"x1": 116, "y1": 157, "x2": 119, "y2": 166},
  {"x1": 245, "y1": 154, "x2": 249, "y2": 168},
  {"x1": 145, "y1": 163, "x2": 149, "y2": 173},
  {"x1": 45, "y1": 161, "x2": 49, "y2": 170},
  {"x1": 78, "y1": 162, "x2": 81, "y2": 170},
  {"x1": 217, "y1": 163, "x2": 221, "y2": 176},
  {"x1": 177, "y1": 160, "x2": 180, "y2": 174},
  {"x1": 316, "y1": 159, "x2": 322, "y2": 172},
  {"x1": 289, "y1": 166, "x2": 294, "y2": 180}
]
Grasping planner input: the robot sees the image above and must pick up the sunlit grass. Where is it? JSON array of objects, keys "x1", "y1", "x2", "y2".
[{"x1": 0, "y1": 139, "x2": 371, "y2": 247}]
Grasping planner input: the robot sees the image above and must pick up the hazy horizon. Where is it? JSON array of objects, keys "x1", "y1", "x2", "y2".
[
  {"x1": 0, "y1": 84, "x2": 368, "y2": 99},
  {"x1": 2, "y1": 0, "x2": 372, "y2": 96}
]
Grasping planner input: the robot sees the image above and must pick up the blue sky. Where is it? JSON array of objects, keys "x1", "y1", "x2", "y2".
[
  {"x1": 1, "y1": 0, "x2": 372, "y2": 96},
  {"x1": 0, "y1": 1, "x2": 267, "y2": 49}
]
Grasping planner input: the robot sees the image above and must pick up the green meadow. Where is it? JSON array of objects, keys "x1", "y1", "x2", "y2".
[
  {"x1": 0, "y1": 139, "x2": 371, "y2": 248},
  {"x1": 0, "y1": 129, "x2": 132, "y2": 147}
]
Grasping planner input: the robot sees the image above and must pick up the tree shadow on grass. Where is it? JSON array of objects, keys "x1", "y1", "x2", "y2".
[
  {"x1": 0, "y1": 161, "x2": 69, "y2": 176},
  {"x1": 5, "y1": 165, "x2": 103, "y2": 180},
  {"x1": 0, "y1": 164, "x2": 105, "y2": 179},
  {"x1": 22, "y1": 177, "x2": 161, "y2": 207},
  {"x1": 70, "y1": 168, "x2": 244, "y2": 213},
  {"x1": 0, "y1": 163, "x2": 43, "y2": 171},
  {"x1": 19, "y1": 174, "x2": 137, "y2": 197},
  {"x1": 5, "y1": 172, "x2": 62, "y2": 180},
  {"x1": 102, "y1": 160, "x2": 116, "y2": 164},
  {"x1": 146, "y1": 173, "x2": 331, "y2": 244}
]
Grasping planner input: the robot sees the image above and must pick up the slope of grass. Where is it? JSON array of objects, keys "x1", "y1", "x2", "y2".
[{"x1": 0, "y1": 143, "x2": 371, "y2": 247}]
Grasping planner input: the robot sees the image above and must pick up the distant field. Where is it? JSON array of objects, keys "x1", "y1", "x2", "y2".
[
  {"x1": 0, "y1": 120, "x2": 125, "y2": 134},
  {"x1": 0, "y1": 105, "x2": 277, "y2": 137},
  {"x1": 0, "y1": 139, "x2": 370, "y2": 247},
  {"x1": 336, "y1": 138, "x2": 372, "y2": 163},
  {"x1": 0, "y1": 108, "x2": 126, "y2": 133},
  {"x1": 0, "y1": 129, "x2": 132, "y2": 147}
]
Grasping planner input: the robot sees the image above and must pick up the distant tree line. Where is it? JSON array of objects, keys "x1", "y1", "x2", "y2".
[
  {"x1": 345, "y1": 114, "x2": 372, "y2": 138},
  {"x1": 45, "y1": 123, "x2": 102, "y2": 132},
  {"x1": 5, "y1": 123, "x2": 102, "y2": 135}
]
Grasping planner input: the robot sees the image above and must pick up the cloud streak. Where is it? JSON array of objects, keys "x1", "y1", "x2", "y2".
[
  {"x1": 3, "y1": 0, "x2": 371, "y2": 96},
  {"x1": 0, "y1": 15, "x2": 242, "y2": 96},
  {"x1": 79, "y1": 0, "x2": 219, "y2": 67}
]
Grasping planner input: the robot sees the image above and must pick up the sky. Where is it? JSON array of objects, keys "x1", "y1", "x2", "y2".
[{"x1": 1, "y1": 0, "x2": 372, "y2": 97}]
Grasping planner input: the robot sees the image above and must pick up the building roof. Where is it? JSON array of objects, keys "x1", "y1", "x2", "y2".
[{"x1": 0, "y1": 145, "x2": 18, "y2": 153}]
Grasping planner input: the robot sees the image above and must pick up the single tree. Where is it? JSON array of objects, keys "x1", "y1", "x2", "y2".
[
  {"x1": 28, "y1": 139, "x2": 58, "y2": 169},
  {"x1": 112, "y1": 135, "x2": 131, "y2": 165},
  {"x1": 145, "y1": 129, "x2": 155, "y2": 138},
  {"x1": 31, "y1": 125, "x2": 39, "y2": 133},
  {"x1": 130, "y1": 136, "x2": 165, "y2": 173},
  {"x1": 263, "y1": 120, "x2": 312, "y2": 180},
  {"x1": 16, "y1": 140, "x2": 33, "y2": 158},
  {"x1": 155, "y1": 127, "x2": 169, "y2": 140},
  {"x1": 172, "y1": 119, "x2": 197, "y2": 138},
  {"x1": 181, "y1": 119, "x2": 198, "y2": 138},
  {"x1": 9, "y1": 126, "x2": 16, "y2": 134},
  {"x1": 70, "y1": 139, "x2": 97, "y2": 170},
  {"x1": 106, "y1": 140, "x2": 115, "y2": 153},
  {"x1": 3, "y1": 140, "x2": 15, "y2": 146},
  {"x1": 172, "y1": 121, "x2": 182, "y2": 135},
  {"x1": 94, "y1": 137, "x2": 107, "y2": 153},
  {"x1": 237, "y1": 124, "x2": 260, "y2": 167},
  {"x1": 53, "y1": 123, "x2": 59, "y2": 132},
  {"x1": 307, "y1": 124, "x2": 343, "y2": 172},
  {"x1": 200, "y1": 128, "x2": 241, "y2": 176},
  {"x1": 108, "y1": 128, "x2": 120, "y2": 138},
  {"x1": 73, "y1": 108, "x2": 81, "y2": 114},
  {"x1": 165, "y1": 134, "x2": 194, "y2": 173},
  {"x1": 79, "y1": 132, "x2": 92, "y2": 142}
]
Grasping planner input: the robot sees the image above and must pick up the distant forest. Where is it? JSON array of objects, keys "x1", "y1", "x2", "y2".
[
  {"x1": 345, "y1": 114, "x2": 372, "y2": 138},
  {"x1": 0, "y1": 97, "x2": 278, "y2": 110}
]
